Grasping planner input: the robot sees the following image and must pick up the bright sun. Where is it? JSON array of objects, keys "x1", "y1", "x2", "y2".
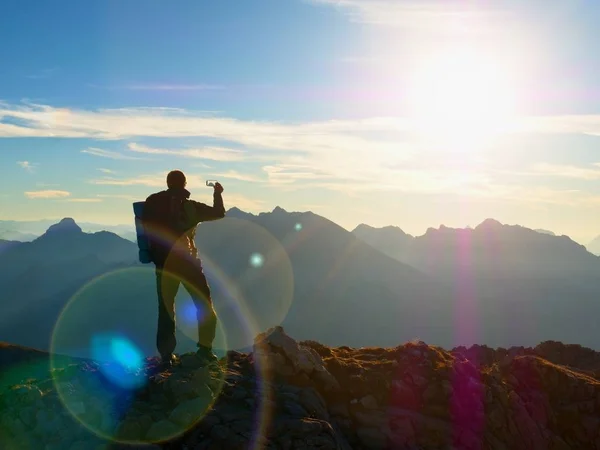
[{"x1": 407, "y1": 47, "x2": 518, "y2": 152}]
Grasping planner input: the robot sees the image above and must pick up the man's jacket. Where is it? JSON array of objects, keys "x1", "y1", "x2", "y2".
[{"x1": 142, "y1": 187, "x2": 225, "y2": 266}]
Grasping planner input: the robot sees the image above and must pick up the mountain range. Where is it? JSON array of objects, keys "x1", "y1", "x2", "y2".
[
  {"x1": 0, "y1": 218, "x2": 136, "y2": 242},
  {"x1": 2, "y1": 208, "x2": 600, "y2": 361}
]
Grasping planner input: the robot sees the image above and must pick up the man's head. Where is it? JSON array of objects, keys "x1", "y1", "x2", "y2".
[{"x1": 166, "y1": 170, "x2": 186, "y2": 189}]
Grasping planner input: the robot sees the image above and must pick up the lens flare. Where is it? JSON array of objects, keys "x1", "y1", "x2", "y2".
[
  {"x1": 193, "y1": 217, "x2": 295, "y2": 351},
  {"x1": 49, "y1": 266, "x2": 227, "y2": 444},
  {"x1": 249, "y1": 252, "x2": 265, "y2": 268}
]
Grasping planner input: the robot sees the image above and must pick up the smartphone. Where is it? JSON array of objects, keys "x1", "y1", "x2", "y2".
[{"x1": 206, "y1": 180, "x2": 218, "y2": 187}]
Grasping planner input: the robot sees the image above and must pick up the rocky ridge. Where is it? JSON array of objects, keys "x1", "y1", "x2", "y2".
[{"x1": 1, "y1": 328, "x2": 600, "y2": 449}]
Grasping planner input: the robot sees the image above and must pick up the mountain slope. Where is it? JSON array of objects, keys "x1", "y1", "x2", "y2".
[
  {"x1": 195, "y1": 207, "x2": 451, "y2": 348},
  {"x1": 0, "y1": 239, "x2": 20, "y2": 255},
  {"x1": 0, "y1": 210, "x2": 452, "y2": 357},
  {"x1": 4, "y1": 211, "x2": 600, "y2": 356},
  {"x1": 0, "y1": 219, "x2": 140, "y2": 350},
  {"x1": 353, "y1": 218, "x2": 600, "y2": 281},
  {"x1": 0, "y1": 218, "x2": 135, "y2": 242},
  {"x1": 587, "y1": 234, "x2": 600, "y2": 255},
  {"x1": 352, "y1": 223, "x2": 414, "y2": 261}
]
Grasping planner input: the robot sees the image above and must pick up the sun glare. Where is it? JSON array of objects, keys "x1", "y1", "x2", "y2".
[{"x1": 407, "y1": 46, "x2": 518, "y2": 152}]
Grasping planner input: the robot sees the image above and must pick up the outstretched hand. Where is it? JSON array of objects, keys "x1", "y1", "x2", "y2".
[{"x1": 213, "y1": 182, "x2": 224, "y2": 194}]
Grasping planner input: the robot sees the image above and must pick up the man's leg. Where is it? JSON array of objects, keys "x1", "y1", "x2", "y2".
[
  {"x1": 181, "y1": 258, "x2": 218, "y2": 355},
  {"x1": 155, "y1": 266, "x2": 181, "y2": 361}
]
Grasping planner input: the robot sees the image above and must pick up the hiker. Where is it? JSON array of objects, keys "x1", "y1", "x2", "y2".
[{"x1": 141, "y1": 170, "x2": 225, "y2": 368}]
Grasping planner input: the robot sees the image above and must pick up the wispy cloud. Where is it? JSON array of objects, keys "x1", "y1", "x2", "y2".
[
  {"x1": 98, "y1": 168, "x2": 116, "y2": 174},
  {"x1": 91, "y1": 173, "x2": 264, "y2": 211},
  {"x1": 6, "y1": 101, "x2": 600, "y2": 202},
  {"x1": 88, "y1": 83, "x2": 225, "y2": 91},
  {"x1": 17, "y1": 161, "x2": 36, "y2": 172},
  {"x1": 263, "y1": 164, "x2": 331, "y2": 185},
  {"x1": 210, "y1": 170, "x2": 265, "y2": 183},
  {"x1": 127, "y1": 143, "x2": 249, "y2": 162},
  {"x1": 24, "y1": 190, "x2": 70, "y2": 199},
  {"x1": 308, "y1": 0, "x2": 511, "y2": 31},
  {"x1": 1, "y1": 101, "x2": 598, "y2": 146},
  {"x1": 90, "y1": 172, "x2": 247, "y2": 190},
  {"x1": 121, "y1": 84, "x2": 225, "y2": 91},
  {"x1": 82, "y1": 147, "x2": 143, "y2": 160}
]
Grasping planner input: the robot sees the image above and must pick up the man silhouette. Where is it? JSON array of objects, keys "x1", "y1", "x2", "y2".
[{"x1": 142, "y1": 170, "x2": 225, "y2": 368}]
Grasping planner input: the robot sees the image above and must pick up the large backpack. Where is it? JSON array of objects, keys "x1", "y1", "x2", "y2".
[{"x1": 134, "y1": 191, "x2": 192, "y2": 264}]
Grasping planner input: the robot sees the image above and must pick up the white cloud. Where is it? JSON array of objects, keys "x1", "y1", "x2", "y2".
[
  {"x1": 24, "y1": 190, "x2": 70, "y2": 199},
  {"x1": 0, "y1": 103, "x2": 415, "y2": 158},
  {"x1": 5, "y1": 101, "x2": 600, "y2": 203},
  {"x1": 17, "y1": 161, "x2": 35, "y2": 172},
  {"x1": 98, "y1": 168, "x2": 116, "y2": 174},
  {"x1": 127, "y1": 143, "x2": 249, "y2": 162},
  {"x1": 90, "y1": 172, "x2": 254, "y2": 190},
  {"x1": 210, "y1": 170, "x2": 265, "y2": 183},
  {"x1": 82, "y1": 148, "x2": 143, "y2": 160},
  {"x1": 91, "y1": 173, "x2": 263, "y2": 211},
  {"x1": 1, "y1": 101, "x2": 598, "y2": 148},
  {"x1": 263, "y1": 164, "x2": 331, "y2": 185}
]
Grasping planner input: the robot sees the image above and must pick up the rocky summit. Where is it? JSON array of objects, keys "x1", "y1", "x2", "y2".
[{"x1": 1, "y1": 328, "x2": 600, "y2": 450}]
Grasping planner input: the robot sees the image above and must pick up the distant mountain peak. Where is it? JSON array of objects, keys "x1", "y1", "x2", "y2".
[
  {"x1": 226, "y1": 207, "x2": 256, "y2": 220},
  {"x1": 476, "y1": 218, "x2": 504, "y2": 230},
  {"x1": 44, "y1": 218, "x2": 82, "y2": 235},
  {"x1": 272, "y1": 206, "x2": 287, "y2": 214},
  {"x1": 535, "y1": 228, "x2": 556, "y2": 236}
]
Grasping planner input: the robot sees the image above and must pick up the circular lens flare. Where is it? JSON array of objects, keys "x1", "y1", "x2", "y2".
[{"x1": 49, "y1": 266, "x2": 226, "y2": 444}]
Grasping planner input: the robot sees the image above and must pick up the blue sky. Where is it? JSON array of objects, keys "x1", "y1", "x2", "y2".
[{"x1": 3, "y1": 0, "x2": 600, "y2": 243}]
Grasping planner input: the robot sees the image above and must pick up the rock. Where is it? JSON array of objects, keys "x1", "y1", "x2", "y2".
[
  {"x1": 3, "y1": 330, "x2": 600, "y2": 450},
  {"x1": 356, "y1": 427, "x2": 387, "y2": 448},
  {"x1": 359, "y1": 394, "x2": 378, "y2": 410},
  {"x1": 116, "y1": 418, "x2": 144, "y2": 441},
  {"x1": 284, "y1": 401, "x2": 308, "y2": 417},
  {"x1": 210, "y1": 424, "x2": 231, "y2": 441},
  {"x1": 69, "y1": 440, "x2": 93, "y2": 450},
  {"x1": 300, "y1": 387, "x2": 330, "y2": 420},
  {"x1": 352, "y1": 410, "x2": 388, "y2": 429},
  {"x1": 329, "y1": 402, "x2": 350, "y2": 418},
  {"x1": 11, "y1": 384, "x2": 43, "y2": 404},
  {"x1": 391, "y1": 380, "x2": 420, "y2": 409},
  {"x1": 145, "y1": 419, "x2": 181, "y2": 442},
  {"x1": 18, "y1": 406, "x2": 36, "y2": 427}
]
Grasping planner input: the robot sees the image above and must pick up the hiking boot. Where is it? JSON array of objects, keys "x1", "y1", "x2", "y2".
[
  {"x1": 196, "y1": 345, "x2": 218, "y2": 364},
  {"x1": 160, "y1": 353, "x2": 178, "y2": 369}
]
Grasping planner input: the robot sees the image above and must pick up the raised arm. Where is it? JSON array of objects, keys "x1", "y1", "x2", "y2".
[{"x1": 188, "y1": 183, "x2": 226, "y2": 223}]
